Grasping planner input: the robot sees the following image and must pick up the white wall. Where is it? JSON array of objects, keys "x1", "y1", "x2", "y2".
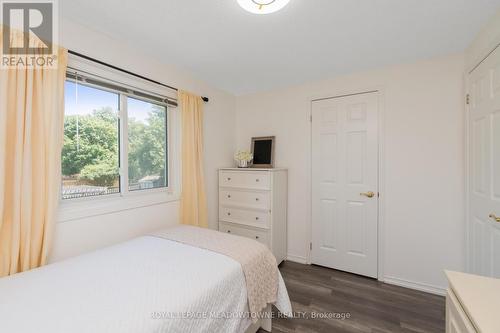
[
  {"x1": 50, "y1": 19, "x2": 236, "y2": 262},
  {"x1": 235, "y1": 54, "x2": 465, "y2": 292}
]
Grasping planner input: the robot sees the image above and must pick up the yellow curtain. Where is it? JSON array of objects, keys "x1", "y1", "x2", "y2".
[
  {"x1": 178, "y1": 90, "x2": 208, "y2": 228},
  {"x1": 0, "y1": 28, "x2": 68, "y2": 277}
]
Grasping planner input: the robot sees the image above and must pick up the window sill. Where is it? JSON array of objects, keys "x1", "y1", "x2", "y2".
[{"x1": 57, "y1": 189, "x2": 180, "y2": 223}]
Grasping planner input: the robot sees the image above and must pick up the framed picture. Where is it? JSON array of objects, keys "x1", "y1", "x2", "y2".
[{"x1": 251, "y1": 136, "x2": 275, "y2": 168}]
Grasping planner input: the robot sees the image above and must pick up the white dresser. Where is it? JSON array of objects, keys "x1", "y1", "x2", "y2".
[
  {"x1": 445, "y1": 271, "x2": 500, "y2": 333},
  {"x1": 218, "y1": 168, "x2": 287, "y2": 264}
]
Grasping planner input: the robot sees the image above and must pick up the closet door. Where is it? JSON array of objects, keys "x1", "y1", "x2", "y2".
[
  {"x1": 468, "y1": 45, "x2": 500, "y2": 277},
  {"x1": 311, "y1": 92, "x2": 379, "y2": 278}
]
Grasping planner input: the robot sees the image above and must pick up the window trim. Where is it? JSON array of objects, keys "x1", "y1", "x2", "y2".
[
  {"x1": 123, "y1": 95, "x2": 169, "y2": 194},
  {"x1": 58, "y1": 55, "x2": 181, "y2": 221},
  {"x1": 58, "y1": 190, "x2": 180, "y2": 223},
  {"x1": 67, "y1": 70, "x2": 176, "y2": 108}
]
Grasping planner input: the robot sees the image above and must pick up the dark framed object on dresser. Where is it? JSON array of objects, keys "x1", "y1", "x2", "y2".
[{"x1": 251, "y1": 136, "x2": 275, "y2": 168}]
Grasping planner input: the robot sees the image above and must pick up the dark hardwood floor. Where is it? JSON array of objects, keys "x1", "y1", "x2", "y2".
[{"x1": 260, "y1": 261, "x2": 445, "y2": 333}]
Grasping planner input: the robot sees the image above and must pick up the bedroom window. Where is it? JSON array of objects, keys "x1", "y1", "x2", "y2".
[
  {"x1": 62, "y1": 73, "x2": 170, "y2": 200},
  {"x1": 62, "y1": 81, "x2": 121, "y2": 199},
  {"x1": 127, "y1": 97, "x2": 167, "y2": 192}
]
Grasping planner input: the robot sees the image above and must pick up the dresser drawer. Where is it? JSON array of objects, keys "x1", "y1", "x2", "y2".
[
  {"x1": 219, "y1": 206, "x2": 270, "y2": 229},
  {"x1": 219, "y1": 171, "x2": 271, "y2": 190},
  {"x1": 219, "y1": 222, "x2": 269, "y2": 247},
  {"x1": 219, "y1": 189, "x2": 271, "y2": 210}
]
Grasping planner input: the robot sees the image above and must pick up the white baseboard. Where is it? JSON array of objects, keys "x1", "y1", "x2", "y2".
[
  {"x1": 286, "y1": 254, "x2": 308, "y2": 264},
  {"x1": 281, "y1": 256, "x2": 446, "y2": 297},
  {"x1": 383, "y1": 276, "x2": 446, "y2": 296}
]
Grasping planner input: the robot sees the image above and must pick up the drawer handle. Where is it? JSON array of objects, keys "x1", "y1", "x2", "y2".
[
  {"x1": 227, "y1": 177, "x2": 232, "y2": 181},
  {"x1": 227, "y1": 212, "x2": 231, "y2": 216},
  {"x1": 255, "y1": 198, "x2": 259, "y2": 201},
  {"x1": 227, "y1": 230, "x2": 231, "y2": 233},
  {"x1": 227, "y1": 195, "x2": 231, "y2": 198},
  {"x1": 256, "y1": 179, "x2": 260, "y2": 182},
  {"x1": 255, "y1": 236, "x2": 259, "y2": 240},
  {"x1": 255, "y1": 217, "x2": 259, "y2": 220}
]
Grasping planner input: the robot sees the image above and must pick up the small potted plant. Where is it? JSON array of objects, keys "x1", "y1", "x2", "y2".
[{"x1": 234, "y1": 150, "x2": 253, "y2": 168}]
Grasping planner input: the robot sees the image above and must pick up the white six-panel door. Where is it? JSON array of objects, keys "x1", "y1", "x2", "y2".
[
  {"x1": 311, "y1": 92, "x2": 379, "y2": 278},
  {"x1": 468, "y1": 45, "x2": 500, "y2": 278}
]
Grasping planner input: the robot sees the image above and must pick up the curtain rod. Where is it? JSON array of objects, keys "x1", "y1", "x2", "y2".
[{"x1": 68, "y1": 50, "x2": 209, "y2": 103}]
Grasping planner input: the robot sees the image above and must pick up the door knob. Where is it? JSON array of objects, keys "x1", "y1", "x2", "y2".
[
  {"x1": 360, "y1": 191, "x2": 375, "y2": 198},
  {"x1": 489, "y1": 214, "x2": 500, "y2": 223}
]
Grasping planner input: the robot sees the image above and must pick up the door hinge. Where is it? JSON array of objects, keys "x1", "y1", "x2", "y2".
[
  {"x1": 466, "y1": 94, "x2": 470, "y2": 105},
  {"x1": 310, "y1": 242, "x2": 312, "y2": 250},
  {"x1": 309, "y1": 115, "x2": 312, "y2": 122}
]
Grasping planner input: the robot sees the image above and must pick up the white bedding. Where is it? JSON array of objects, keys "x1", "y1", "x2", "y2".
[{"x1": 0, "y1": 236, "x2": 291, "y2": 333}]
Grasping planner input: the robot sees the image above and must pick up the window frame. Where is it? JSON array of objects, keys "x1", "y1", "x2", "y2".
[
  {"x1": 61, "y1": 79, "x2": 122, "y2": 200},
  {"x1": 121, "y1": 95, "x2": 169, "y2": 195},
  {"x1": 58, "y1": 55, "x2": 180, "y2": 222}
]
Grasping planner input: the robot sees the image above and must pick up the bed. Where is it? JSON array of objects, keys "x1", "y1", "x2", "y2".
[{"x1": 0, "y1": 229, "x2": 292, "y2": 333}]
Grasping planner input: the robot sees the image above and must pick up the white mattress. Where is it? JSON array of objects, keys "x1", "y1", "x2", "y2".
[{"x1": 0, "y1": 236, "x2": 291, "y2": 333}]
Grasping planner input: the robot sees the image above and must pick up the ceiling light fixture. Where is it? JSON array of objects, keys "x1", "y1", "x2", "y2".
[{"x1": 237, "y1": 0, "x2": 290, "y2": 14}]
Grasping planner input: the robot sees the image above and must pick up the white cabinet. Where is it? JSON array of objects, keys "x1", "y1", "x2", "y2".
[
  {"x1": 446, "y1": 288, "x2": 477, "y2": 333},
  {"x1": 218, "y1": 168, "x2": 287, "y2": 264},
  {"x1": 446, "y1": 271, "x2": 500, "y2": 333}
]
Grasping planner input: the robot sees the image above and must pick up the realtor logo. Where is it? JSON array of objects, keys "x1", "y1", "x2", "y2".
[{"x1": 1, "y1": 0, "x2": 58, "y2": 68}]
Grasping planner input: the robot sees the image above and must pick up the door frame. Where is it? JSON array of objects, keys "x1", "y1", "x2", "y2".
[
  {"x1": 465, "y1": 72, "x2": 472, "y2": 274},
  {"x1": 307, "y1": 87, "x2": 386, "y2": 281}
]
